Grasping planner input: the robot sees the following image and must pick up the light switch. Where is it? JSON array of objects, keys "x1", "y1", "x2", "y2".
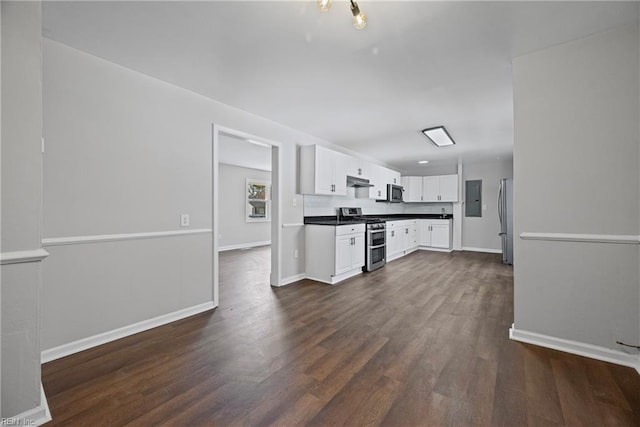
[
  {"x1": 180, "y1": 214, "x2": 190, "y2": 227},
  {"x1": 294, "y1": 249, "x2": 299, "y2": 259},
  {"x1": 482, "y1": 204, "x2": 487, "y2": 211},
  {"x1": 292, "y1": 198, "x2": 297, "y2": 207}
]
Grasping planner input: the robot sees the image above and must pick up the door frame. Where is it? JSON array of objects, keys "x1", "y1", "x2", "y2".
[{"x1": 211, "y1": 124, "x2": 283, "y2": 306}]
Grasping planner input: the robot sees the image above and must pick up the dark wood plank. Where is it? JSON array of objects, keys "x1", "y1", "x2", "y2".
[{"x1": 41, "y1": 247, "x2": 640, "y2": 426}]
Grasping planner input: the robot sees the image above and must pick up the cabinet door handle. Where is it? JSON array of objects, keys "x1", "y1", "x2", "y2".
[
  {"x1": 405, "y1": 228, "x2": 408, "y2": 234},
  {"x1": 391, "y1": 231, "x2": 394, "y2": 237},
  {"x1": 358, "y1": 168, "x2": 362, "y2": 175}
]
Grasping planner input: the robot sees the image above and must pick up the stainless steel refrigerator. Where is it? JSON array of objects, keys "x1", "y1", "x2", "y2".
[{"x1": 498, "y1": 178, "x2": 513, "y2": 265}]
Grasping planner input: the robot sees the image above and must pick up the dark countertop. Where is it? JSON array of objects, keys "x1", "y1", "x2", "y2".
[
  {"x1": 304, "y1": 213, "x2": 453, "y2": 226},
  {"x1": 304, "y1": 217, "x2": 368, "y2": 226},
  {"x1": 373, "y1": 214, "x2": 453, "y2": 220}
]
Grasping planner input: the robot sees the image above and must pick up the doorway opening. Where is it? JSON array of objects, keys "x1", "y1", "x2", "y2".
[{"x1": 212, "y1": 125, "x2": 282, "y2": 307}]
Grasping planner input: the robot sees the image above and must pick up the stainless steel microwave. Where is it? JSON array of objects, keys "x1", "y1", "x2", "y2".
[{"x1": 387, "y1": 184, "x2": 403, "y2": 203}]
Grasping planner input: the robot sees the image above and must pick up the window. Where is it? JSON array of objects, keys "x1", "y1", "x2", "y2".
[{"x1": 246, "y1": 178, "x2": 271, "y2": 222}]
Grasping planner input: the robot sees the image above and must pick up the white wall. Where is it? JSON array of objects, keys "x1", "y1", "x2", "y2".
[
  {"x1": 41, "y1": 39, "x2": 329, "y2": 351},
  {"x1": 462, "y1": 158, "x2": 513, "y2": 252},
  {"x1": 219, "y1": 163, "x2": 271, "y2": 249},
  {"x1": 1, "y1": 1, "x2": 44, "y2": 417},
  {"x1": 513, "y1": 22, "x2": 640, "y2": 355}
]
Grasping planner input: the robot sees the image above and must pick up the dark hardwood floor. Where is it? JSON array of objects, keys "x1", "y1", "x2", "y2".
[{"x1": 42, "y1": 246, "x2": 640, "y2": 426}]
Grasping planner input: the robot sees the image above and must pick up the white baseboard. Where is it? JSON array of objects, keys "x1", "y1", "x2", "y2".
[
  {"x1": 418, "y1": 247, "x2": 453, "y2": 253},
  {"x1": 462, "y1": 246, "x2": 502, "y2": 254},
  {"x1": 387, "y1": 252, "x2": 404, "y2": 262},
  {"x1": 306, "y1": 268, "x2": 362, "y2": 285},
  {"x1": 509, "y1": 325, "x2": 640, "y2": 374},
  {"x1": 219, "y1": 241, "x2": 271, "y2": 252},
  {"x1": 277, "y1": 273, "x2": 307, "y2": 287},
  {"x1": 9, "y1": 383, "x2": 51, "y2": 426},
  {"x1": 42, "y1": 301, "x2": 215, "y2": 363}
]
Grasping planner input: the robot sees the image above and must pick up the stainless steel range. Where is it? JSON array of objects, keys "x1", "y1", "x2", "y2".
[
  {"x1": 365, "y1": 221, "x2": 386, "y2": 271},
  {"x1": 338, "y1": 207, "x2": 386, "y2": 272}
]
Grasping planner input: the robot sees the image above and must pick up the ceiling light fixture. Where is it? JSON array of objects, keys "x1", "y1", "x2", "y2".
[
  {"x1": 418, "y1": 160, "x2": 429, "y2": 164},
  {"x1": 421, "y1": 126, "x2": 456, "y2": 147},
  {"x1": 350, "y1": 0, "x2": 367, "y2": 29},
  {"x1": 317, "y1": 0, "x2": 332, "y2": 12},
  {"x1": 317, "y1": 0, "x2": 367, "y2": 30}
]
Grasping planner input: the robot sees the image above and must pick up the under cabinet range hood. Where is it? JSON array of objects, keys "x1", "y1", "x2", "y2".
[{"x1": 347, "y1": 175, "x2": 374, "y2": 188}]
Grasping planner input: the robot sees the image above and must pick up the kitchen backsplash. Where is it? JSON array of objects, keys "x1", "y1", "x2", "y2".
[{"x1": 304, "y1": 191, "x2": 453, "y2": 216}]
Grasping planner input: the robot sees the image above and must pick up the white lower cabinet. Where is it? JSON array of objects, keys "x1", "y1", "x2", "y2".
[
  {"x1": 386, "y1": 223, "x2": 403, "y2": 260},
  {"x1": 335, "y1": 231, "x2": 365, "y2": 276},
  {"x1": 305, "y1": 223, "x2": 365, "y2": 284},
  {"x1": 419, "y1": 219, "x2": 452, "y2": 249},
  {"x1": 386, "y1": 220, "x2": 419, "y2": 261}
]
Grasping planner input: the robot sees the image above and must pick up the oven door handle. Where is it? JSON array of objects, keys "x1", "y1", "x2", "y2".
[{"x1": 369, "y1": 244, "x2": 386, "y2": 249}]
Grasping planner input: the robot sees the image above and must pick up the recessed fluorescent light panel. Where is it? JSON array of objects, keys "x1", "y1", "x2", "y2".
[
  {"x1": 421, "y1": 126, "x2": 455, "y2": 147},
  {"x1": 418, "y1": 160, "x2": 429, "y2": 164}
]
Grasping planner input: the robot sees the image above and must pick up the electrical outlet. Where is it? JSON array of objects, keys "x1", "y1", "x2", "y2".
[
  {"x1": 180, "y1": 214, "x2": 190, "y2": 227},
  {"x1": 294, "y1": 249, "x2": 299, "y2": 259}
]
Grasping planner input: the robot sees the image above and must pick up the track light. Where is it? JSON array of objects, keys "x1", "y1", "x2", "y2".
[
  {"x1": 350, "y1": 0, "x2": 367, "y2": 29},
  {"x1": 317, "y1": 0, "x2": 332, "y2": 12}
]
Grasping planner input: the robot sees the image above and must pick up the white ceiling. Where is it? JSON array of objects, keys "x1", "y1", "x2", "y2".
[
  {"x1": 43, "y1": 1, "x2": 639, "y2": 174},
  {"x1": 219, "y1": 133, "x2": 272, "y2": 172}
]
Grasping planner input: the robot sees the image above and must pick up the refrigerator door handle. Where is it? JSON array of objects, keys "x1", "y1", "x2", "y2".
[{"x1": 497, "y1": 181, "x2": 503, "y2": 228}]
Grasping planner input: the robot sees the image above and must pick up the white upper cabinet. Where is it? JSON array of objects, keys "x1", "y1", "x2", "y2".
[
  {"x1": 423, "y1": 174, "x2": 458, "y2": 202},
  {"x1": 346, "y1": 157, "x2": 371, "y2": 180},
  {"x1": 422, "y1": 176, "x2": 439, "y2": 202},
  {"x1": 370, "y1": 167, "x2": 400, "y2": 200},
  {"x1": 369, "y1": 164, "x2": 387, "y2": 200},
  {"x1": 401, "y1": 176, "x2": 424, "y2": 202},
  {"x1": 388, "y1": 170, "x2": 401, "y2": 186},
  {"x1": 438, "y1": 174, "x2": 459, "y2": 202},
  {"x1": 300, "y1": 144, "x2": 400, "y2": 199},
  {"x1": 299, "y1": 145, "x2": 348, "y2": 196},
  {"x1": 402, "y1": 174, "x2": 459, "y2": 202}
]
